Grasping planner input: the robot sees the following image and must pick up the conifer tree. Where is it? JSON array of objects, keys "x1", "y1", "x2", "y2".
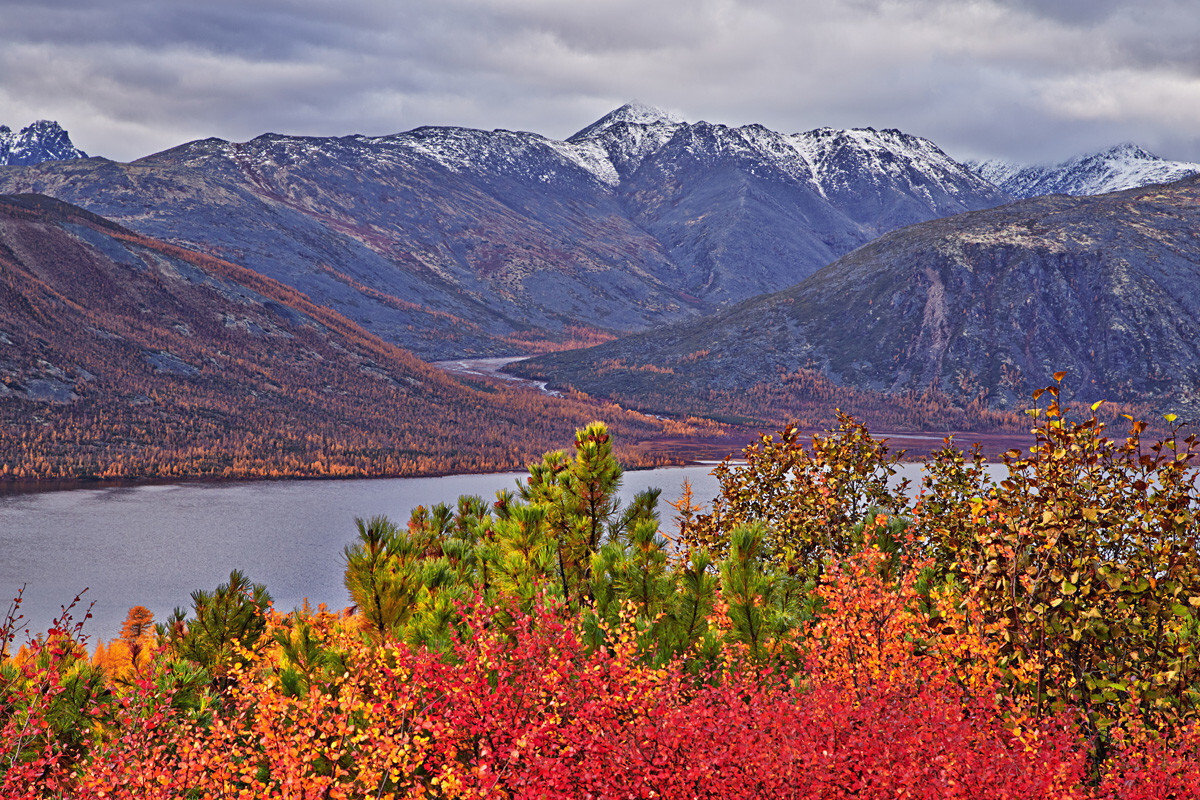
[
  {"x1": 118, "y1": 606, "x2": 155, "y2": 673},
  {"x1": 343, "y1": 515, "x2": 432, "y2": 638},
  {"x1": 162, "y1": 570, "x2": 271, "y2": 688}
]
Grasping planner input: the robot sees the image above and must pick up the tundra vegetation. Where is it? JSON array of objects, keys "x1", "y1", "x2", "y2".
[{"x1": 3, "y1": 376, "x2": 1200, "y2": 798}]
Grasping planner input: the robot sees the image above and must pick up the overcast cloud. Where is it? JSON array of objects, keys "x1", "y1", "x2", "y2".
[{"x1": 3, "y1": 0, "x2": 1199, "y2": 165}]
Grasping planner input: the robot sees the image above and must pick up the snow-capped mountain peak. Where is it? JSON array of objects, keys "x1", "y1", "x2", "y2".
[
  {"x1": 781, "y1": 126, "x2": 999, "y2": 204},
  {"x1": 152, "y1": 105, "x2": 997, "y2": 207},
  {"x1": 568, "y1": 102, "x2": 684, "y2": 142},
  {"x1": 969, "y1": 144, "x2": 1200, "y2": 199},
  {"x1": 0, "y1": 120, "x2": 88, "y2": 166},
  {"x1": 1099, "y1": 142, "x2": 1158, "y2": 162}
]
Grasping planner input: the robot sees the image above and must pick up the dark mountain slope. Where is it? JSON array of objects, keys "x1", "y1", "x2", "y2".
[
  {"x1": 567, "y1": 111, "x2": 1011, "y2": 305},
  {"x1": 0, "y1": 194, "x2": 679, "y2": 481},
  {"x1": 0, "y1": 152, "x2": 534, "y2": 358},
  {"x1": 513, "y1": 176, "x2": 1200, "y2": 422}
]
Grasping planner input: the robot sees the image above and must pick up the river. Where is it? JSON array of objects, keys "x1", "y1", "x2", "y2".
[{"x1": 430, "y1": 355, "x2": 560, "y2": 396}]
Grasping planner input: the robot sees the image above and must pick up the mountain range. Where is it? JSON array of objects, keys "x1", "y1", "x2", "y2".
[
  {"x1": 970, "y1": 144, "x2": 1200, "y2": 199},
  {"x1": 512, "y1": 175, "x2": 1200, "y2": 422},
  {"x1": 5, "y1": 107, "x2": 1200, "y2": 471},
  {"x1": 0, "y1": 106, "x2": 1009, "y2": 359}
]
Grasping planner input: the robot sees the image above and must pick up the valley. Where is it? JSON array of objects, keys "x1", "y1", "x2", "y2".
[
  {"x1": 512, "y1": 176, "x2": 1200, "y2": 426},
  {"x1": 2, "y1": 107, "x2": 1199, "y2": 484},
  {"x1": 0, "y1": 193, "x2": 712, "y2": 482},
  {"x1": 430, "y1": 355, "x2": 561, "y2": 397}
]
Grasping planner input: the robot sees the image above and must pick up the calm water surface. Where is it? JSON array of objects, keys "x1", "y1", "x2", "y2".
[
  {"x1": 1, "y1": 461, "x2": 976, "y2": 643},
  {"x1": 1, "y1": 466, "x2": 726, "y2": 642}
]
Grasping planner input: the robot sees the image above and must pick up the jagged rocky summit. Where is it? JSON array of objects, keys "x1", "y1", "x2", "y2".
[{"x1": 0, "y1": 121, "x2": 88, "y2": 166}]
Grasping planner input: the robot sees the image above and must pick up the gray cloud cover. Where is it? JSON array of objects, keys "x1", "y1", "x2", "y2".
[{"x1": 3, "y1": 0, "x2": 1199, "y2": 165}]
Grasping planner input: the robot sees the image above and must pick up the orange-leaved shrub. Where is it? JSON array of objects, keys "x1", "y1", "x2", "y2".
[{"x1": 2, "y1": 592, "x2": 1097, "y2": 799}]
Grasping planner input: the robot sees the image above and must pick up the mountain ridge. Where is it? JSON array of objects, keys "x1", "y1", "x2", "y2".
[
  {"x1": 0, "y1": 107, "x2": 1010, "y2": 359},
  {"x1": 969, "y1": 143, "x2": 1200, "y2": 198}
]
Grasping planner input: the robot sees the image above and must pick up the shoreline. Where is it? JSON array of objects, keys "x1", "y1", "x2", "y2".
[{"x1": 0, "y1": 427, "x2": 1038, "y2": 497}]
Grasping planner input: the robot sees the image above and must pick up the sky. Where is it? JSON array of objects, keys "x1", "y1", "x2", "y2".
[{"x1": 4, "y1": 0, "x2": 1200, "y2": 165}]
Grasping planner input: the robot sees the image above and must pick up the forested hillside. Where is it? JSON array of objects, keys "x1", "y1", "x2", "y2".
[{"x1": 0, "y1": 194, "x2": 706, "y2": 482}]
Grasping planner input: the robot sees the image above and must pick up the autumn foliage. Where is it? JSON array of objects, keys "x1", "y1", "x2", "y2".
[
  {"x1": 4, "y1": 384, "x2": 1200, "y2": 797},
  {"x1": 0, "y1": 194, "x2": 714, "y2": 484}
]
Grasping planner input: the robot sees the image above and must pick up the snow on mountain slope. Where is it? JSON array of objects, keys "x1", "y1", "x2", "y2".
[
  {"x1": 559, "y1": 105, "x2": 999, "y2": 207},
  {"x1": 148, "y1": 102, "x2": 999, "y2": 225},
  {"x1": 0, "y1": 121, "x2": 88, "y2": 166},
  {"x1": 794, "y1": 127, "x2": 995, "y2": 202},
  {"x1": 563, "y1": 103, "x2": 687, "y2": 181},
  {"x1": 970, "y1": 144, "x2": 1200, "y2": 198}
]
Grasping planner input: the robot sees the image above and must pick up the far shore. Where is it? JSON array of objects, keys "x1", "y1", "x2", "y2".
[{"x1": 0, "y1": 427, "x2": 1037, "y2": 498}]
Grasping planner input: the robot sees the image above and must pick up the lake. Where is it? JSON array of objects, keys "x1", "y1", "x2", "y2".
[
  {"x1": 0, "y1": 465, "x2": 724, "y2": 643},
  {"x1": 0, "y1": 460, "x2": 994, "y2": 644}
]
